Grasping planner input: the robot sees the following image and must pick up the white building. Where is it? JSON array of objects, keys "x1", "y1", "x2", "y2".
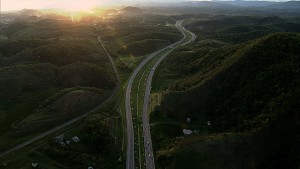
[
  {"x1": 186, "y1": 118, "x2": 191, "y2": 123},
  {"x1": 72, "y1": 136, "x2": 80, "y2": 142},
  {"x1": 183, "y1": 129, "x2": 193, "y2": 135},
  {"x1": 32, "y1": 162, "x2": 38, "y2": 168}
]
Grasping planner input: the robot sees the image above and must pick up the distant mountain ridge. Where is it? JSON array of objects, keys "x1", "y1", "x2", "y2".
[
  {"x1": 183, "y1": 1, "x2": 300, "y2": 8},
  {"x1": 120, "y1": 6, "x2": 143, "y2": 12},
  {"x1": 16, "y1": 9, "x2": 43, "y2": 16},
  {"x1": 268, "y1": 1, "x2": 300, "y2": 9},
  {"x1": 224, "y1": 1, "x2": 277, "y2": 7}
]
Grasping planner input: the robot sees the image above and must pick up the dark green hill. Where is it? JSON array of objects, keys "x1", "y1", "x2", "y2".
[
  {"x1": 5, "y1": 42, "x2": 106, "y2": 66},
  {"x1": 2, "y1": 22, "x2": 33, "y2": 37},
  {"x1": 0, "y1": 39, "x2": 51, "y2": 56},
  {"x1": 120, "y1": 6, "x2": 143, "y2": 13},
  {"x1": 161, "y1": 33, "x2": 300, "y2": 131},
  {"x1": 0, "y1": 20, "x2": 116, "y2": 143},
  {"x1": 153, "y1": 33, "x2": 300, "y2": 169},
  {"x1": 185, "y1": 16, "x2": 300, "y2": 44}
]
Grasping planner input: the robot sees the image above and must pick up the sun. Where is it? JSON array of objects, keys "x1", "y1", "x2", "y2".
[{"x1": 56, "y1": 0, "x2": 100, "y2": 12}]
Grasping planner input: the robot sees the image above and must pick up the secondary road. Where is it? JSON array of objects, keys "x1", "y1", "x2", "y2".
[
  {"x1": 98, "y1": 36, "x2": 120, "y2": 82},
  {"x1": 125, "y1": 20, "x2": 196, "y2": 169},
  {"x1": 0, "y1": 34, "x2": 120, "y2": 159}
]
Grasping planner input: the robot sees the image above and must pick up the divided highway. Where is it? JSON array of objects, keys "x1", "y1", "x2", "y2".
[{"x1": 125, "y1": 20, "x2": 196, "y2": 169}]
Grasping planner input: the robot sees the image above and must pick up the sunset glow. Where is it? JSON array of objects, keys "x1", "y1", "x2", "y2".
[
  {"x1": 2, "y1": 0, "x2": 103, "y2": 11},
  {"x1": 53, "y1": 0, "x2": 100, "y2": 12}
]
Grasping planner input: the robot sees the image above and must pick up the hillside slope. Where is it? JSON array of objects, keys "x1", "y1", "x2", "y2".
[
  {"x1": 153, "y1": 33, "x2": 300, "y2": 169},
  {"x1": 0, "y1": 19, "x2": 117, "y2": 152},
  {"x1": 161, "y1": 33, "x2": 299, "y2": 130}
]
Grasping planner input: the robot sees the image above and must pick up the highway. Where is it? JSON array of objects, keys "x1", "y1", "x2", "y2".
[
  {"x1": 125, "y1": 20, "x2": 196, "y2": 169},
  {"x1": 0, "y1": 35, "x2": 120, "y2": 159}
]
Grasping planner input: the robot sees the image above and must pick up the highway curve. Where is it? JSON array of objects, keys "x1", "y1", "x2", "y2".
[{"x1": 125, "y1": 20, "x2": 196, "y2": 169}]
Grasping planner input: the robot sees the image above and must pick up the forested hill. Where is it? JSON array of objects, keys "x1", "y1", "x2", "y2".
[
  {"x1": 154, "y1": 33, "x2": 299, "y2": 169},
  {"x1": 161, "y1": 33, "x2": 300, "y2": 132}
]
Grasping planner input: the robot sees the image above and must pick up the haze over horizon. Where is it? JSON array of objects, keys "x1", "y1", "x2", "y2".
[{"x1": 1, "y1": 0, "x2": 292, "y2": 11}]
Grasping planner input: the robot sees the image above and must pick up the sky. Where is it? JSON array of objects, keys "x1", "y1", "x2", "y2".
[
  {"x1": 1, "y1": 0, "x2": 110, "y2": 11},
  {"x1": 1, "y1": 0, "x2": 290, "y2": 11}
]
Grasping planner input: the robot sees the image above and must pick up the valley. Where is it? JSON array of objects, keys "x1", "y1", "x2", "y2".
[{"x1": 0, "y1": 1, "x2": 299, "y2": 169}]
